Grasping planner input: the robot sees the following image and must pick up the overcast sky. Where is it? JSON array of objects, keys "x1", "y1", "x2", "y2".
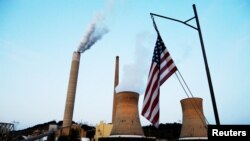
[{"x1": 1, "y1": 0, "x2": 250, "y2": 130}]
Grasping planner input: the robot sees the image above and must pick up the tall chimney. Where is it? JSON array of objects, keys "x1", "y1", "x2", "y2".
[
  {"x1": 62, "y1": 51, "x2": 81, "y2": 135},
  {"x1": 179, "y1": 97, "x2": 207, "y2": 140},
  {"x1": 112, "y1": 56, "x2": 119, "y2": 123},
  {"x1": 111, "y1": 91, "x2": 144, "y2": 136}
]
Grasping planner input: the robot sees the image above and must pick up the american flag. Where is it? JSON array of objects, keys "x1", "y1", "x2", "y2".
[{"x1": 142, "y1": 34, "x2": 177, "y2": 127}]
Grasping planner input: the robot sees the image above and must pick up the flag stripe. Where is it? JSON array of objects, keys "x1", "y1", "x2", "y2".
[
  {"x1": 160, "y1": 59, "x2": 174, "y2": 76},
  {"x1": 142, "y1": 68, "x2": 159, "y2": 115},
  {"x1": 142, "y1": 63, "x2": 158, "y2": 106},
  {"x1": 149, "y1": 101, "x2": 159, "y2": 121},
  {"x1": 147, "y1": 90, "x2": 159, "y2": 119},
  {"x1": 160, "y1": 67, "x2": 177, "y2": 85},
  {"x1": 145, "y1": 63, "x2": 158, "y2": 95},
  {"x1": 142, "y1": 34, "x2": 177, "y2": 127},
  {"x1": 160, "y1": 51, "x2": 170, "y2": 63},
  {"x1": 145, "y1": 86, "x2": 159, "y2": 118},
  {"x1": 160, "y1": 62, "x2": 176, "y2": 84}
]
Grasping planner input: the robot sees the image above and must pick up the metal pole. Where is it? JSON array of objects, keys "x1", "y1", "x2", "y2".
[{"x1": 192, "y1": 4, "x2": 220, "y2": 125}]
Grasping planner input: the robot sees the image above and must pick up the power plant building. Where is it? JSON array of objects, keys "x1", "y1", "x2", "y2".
[{"x1": 94, "y1": 121, "x2": 113, "y2": 141}]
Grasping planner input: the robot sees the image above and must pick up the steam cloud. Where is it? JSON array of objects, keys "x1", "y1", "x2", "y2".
[
  {"x1": 77, "y1": 13, "x2": 109, "y2": 53},
  {"x1": 116, "y1": 32, "x2": 153, "y2": 94}
]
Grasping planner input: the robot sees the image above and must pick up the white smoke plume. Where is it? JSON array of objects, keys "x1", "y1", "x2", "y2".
[
  {"x1": 77, "y1": 13, "x2": 109, "y2": 53},
  {"x1": 76, "y1": 0, "x2": 116, "y2": 53},
  {"x1": 116, "y1": 32, "x2": 153, "y2": 94}
]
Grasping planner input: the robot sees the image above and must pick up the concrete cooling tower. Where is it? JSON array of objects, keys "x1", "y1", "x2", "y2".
[
  {"x1": 98, "y1": 57, "x2": 156, "y2": 141},
  {"x1": 110, "y1": 91, "x2": 144, "y2": 136},
  {"x1": 179, "y1": 97, "x2": 208, "y2": 140}
]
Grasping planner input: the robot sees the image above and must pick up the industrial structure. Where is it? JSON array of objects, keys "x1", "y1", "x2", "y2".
[
  {"x1": 111, "y1": 91, "x2": 144, "y2": 136},
  {"x1": 0, "y1": 122, "x2": 14, "y2": 141},
  {"x1": 179, "y1": 97, "x2": 207, "y2": 140},
  {"x1": 97, "y1": 57, "x2": 155, "y2": 141},
  {"x1": 94, "y1": 121, "x2": 113, "y2": 141},
  {"x1": 62, "y1": 51, "x2": 81, "y2": 135},
  {"x1": 112, "y1": 56, "x2": 119, "y2": 123},
  {"x1": 59, "y1": 54, "x2": 210, "y2": 141},
  {"x1": 111, "y1": 56, "x2": 144, "y2": 136}
]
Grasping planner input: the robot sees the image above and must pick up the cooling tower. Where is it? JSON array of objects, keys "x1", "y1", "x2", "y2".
[
  {"x1": 62, "y1": 51, "x2": 81, "y2": 135},
  {"x1": 112, "y1": 56, "x2": 119, "y2": 123},
  {"x1": 179, "y1": 97, "x2": 207, "y2": 140},
  {"x1": 110, "y1": 91, "x2": 144, "y2": 136}
]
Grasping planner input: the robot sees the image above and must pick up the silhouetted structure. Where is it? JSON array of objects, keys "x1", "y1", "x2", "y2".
[{"x1": 143, "y1": 123, "x2": 181, "y2": 140}]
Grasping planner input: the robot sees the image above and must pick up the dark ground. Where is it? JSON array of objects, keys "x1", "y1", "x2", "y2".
[{"x1": 9, "y1": 121, "x2": 181, "y2": 141}]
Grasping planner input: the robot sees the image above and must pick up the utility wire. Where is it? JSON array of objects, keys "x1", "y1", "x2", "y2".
[{"x1": 175, "y1": 70, "x2": 209, "y2": 127}]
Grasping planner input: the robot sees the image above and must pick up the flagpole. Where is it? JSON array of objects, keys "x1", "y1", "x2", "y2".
[
  {"x1": 150, "y1": 4, "x2": 220, "y2": 125},
  {"x1": 192, "y1": 4, "x2": 220, "y2": 125}
]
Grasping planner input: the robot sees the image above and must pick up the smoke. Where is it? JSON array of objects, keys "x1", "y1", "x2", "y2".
[
  {"x1": 77, "y1": 13, "x2": 109, "y2": 53},
  {"x1": 116, "y1": 32, "x2": 153, "y2": 94},
  {"x1": 76, "y1": 0, "x2": 117, "y2": 53}
]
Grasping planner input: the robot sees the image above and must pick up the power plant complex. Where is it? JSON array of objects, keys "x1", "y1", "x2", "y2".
[
  {"x1": 7, "y1": 54, "x2": 208, "y2": 141},
  {"x1": 60, "y1": 54, "x2": 208, "y2": 140},
  {"x1": 61, "y1": 55, "x2": 153, "y2": 140},
  {"x1": 3, "y1": 3, "x2": 222, "y2": 141}
]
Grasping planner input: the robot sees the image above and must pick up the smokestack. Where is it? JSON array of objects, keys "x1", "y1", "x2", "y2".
[
  {"x1": 62, "y1": 51, "x2": 81, "y2": 135},
  {"x1": 179, "y1": 97, "x2": 208, "y2": 140},
  {"x1": 112, "y1": 56, "x2": 119, "y2": 123},
  {"x1": 110, "y1": 91, "x2": 144, "y2": 136}
]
